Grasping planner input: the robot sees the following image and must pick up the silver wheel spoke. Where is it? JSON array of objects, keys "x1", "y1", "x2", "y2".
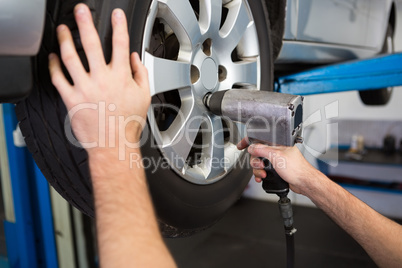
[
  {"x1": 144, "y1": 0, "x2": 260, "y2": 184},
  {"x1": 201, "y1": 115, "x2": 225, "y2": 179},
  {"x1": 234, "y1": 122, "x2": 246, "y2": 142},
  {"x1": 224, "y1": 119, "x2": 243, "y2": 145},
  {"x1": 236, "y1": 22, "x2": 259, "y2": 57},
  {"x1": 158, "y1": 0, "x2": 202, "y2": 51},
  {"x1": 218, "y1": 1, "x2": 250, "y2": 53},
  {"x1": 144, "y1": 52, "x2": 192, "y2": 96},
  {"x1": 162, "y1": 89, "x2": 203, "y2": 168},
  {"x1": 199, "y1": 0, "x2": 223, "y2": 34},
  {"x1": 221, "y1": 59, "x2": 258, "y2": 88}
]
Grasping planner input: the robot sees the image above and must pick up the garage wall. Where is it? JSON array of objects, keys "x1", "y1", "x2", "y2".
[
  {"x1": 244, "y1": 1, "x2": 402, "y2": 214},
  {"x1": 302, "y1": 0, "x2": 402, "y2": 165}
]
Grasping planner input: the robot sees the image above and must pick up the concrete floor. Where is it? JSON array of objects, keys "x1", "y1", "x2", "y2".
[{"x1": 165, "y1": 198, "x2": 382, "y2": 268}]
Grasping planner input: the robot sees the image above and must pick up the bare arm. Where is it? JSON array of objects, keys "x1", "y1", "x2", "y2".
[
  {"x1": 239, "y1": 139, "x2": 402, "y2": 268},
  {"x1": 49, "y1": 4, "x2": 176, "y2": 267}
]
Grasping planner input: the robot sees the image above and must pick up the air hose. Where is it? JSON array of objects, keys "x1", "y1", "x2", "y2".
[
  {"x1": 278, "y1": 195, "x2": 297, "y2": 268},
  {"x1": 261, "y1": 171, "x2": 296, "y2": 268}
]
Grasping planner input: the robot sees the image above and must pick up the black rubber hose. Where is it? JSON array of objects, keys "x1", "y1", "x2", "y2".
[
  {"x1": 263, "y1": 184, "x2": 296, "y2": 267},
  {"x1": 277, "y1": 195, "x2": 296, "y2": 268},
  {"x1": 285, "y1": 232, "x2": 295, "y2": 268}
]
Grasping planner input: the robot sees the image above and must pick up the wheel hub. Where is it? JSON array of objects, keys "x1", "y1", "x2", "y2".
[{"x1": 201, "y1": 57, "x2": 218, "y2": 91}]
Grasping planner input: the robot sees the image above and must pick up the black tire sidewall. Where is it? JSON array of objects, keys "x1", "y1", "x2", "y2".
[
  {"x1": 359, "y1": 24, "x2": 394, "y2": 105},
  {"x1": 134, "y1": 0, "x2": 274, "y2": 234}
]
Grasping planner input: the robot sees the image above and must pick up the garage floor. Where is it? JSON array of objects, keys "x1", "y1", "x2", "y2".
[{"x1": 164, "y1": 198, "x2": 385, "y2": 268}]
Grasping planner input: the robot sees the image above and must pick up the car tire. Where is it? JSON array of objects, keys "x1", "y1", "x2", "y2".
[
  {"x1": 359, "y1": 24, "x2": 394, "y2": 106},
  {"x1": 15, "y1": 0, "x2": 274, "y2": 237}
]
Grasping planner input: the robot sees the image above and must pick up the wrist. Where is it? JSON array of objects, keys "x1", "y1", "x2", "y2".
[
  {"x1": 298, "y1": 168, "x2": 329, "y2": 199},
  {"x1": 88, "y1": 147, "x2": 143, "y2": 178}
]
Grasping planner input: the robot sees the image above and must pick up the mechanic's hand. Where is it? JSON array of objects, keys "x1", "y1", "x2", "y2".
[
  {"x1": 49, "y1": 4, "x2": 150, "y2": 153},
  {"x1": 237, "y1": 137, "x2": 319, "y2": 195}
]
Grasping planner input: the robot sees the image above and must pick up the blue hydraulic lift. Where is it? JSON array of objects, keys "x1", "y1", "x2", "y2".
[
  {"x1": 276, "y1": 52, "x2": 402, "y2": 95},
  {"x1": 1, "y1": 52, "x2": 402, "y2": 267},
  {"x1": 1, "y1": 104, "x2": 58, "y2": 268}
]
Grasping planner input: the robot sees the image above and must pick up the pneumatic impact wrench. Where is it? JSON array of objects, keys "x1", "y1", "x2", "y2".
[{"x1": 204, "y1": 89, "x2": 303, "y2": 268}]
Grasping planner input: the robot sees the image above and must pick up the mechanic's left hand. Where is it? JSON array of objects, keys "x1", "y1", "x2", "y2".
[{"x1": 49, "y1": 4, "x2": 150, "y2": 153}]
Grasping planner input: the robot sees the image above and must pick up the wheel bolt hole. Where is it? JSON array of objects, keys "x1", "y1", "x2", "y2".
[
  {"x1": 191, "y1": 65, "x2": 200, "y2": 84},
  {"x1": 202, "y1": 38, "x2": 212, "y2": 56},
  {"x1": 218, "y1": 65, "x2": 227, "y2": 82}
]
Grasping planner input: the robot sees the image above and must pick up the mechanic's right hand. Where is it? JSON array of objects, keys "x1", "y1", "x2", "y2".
[
  {"x1": 49, "y1": 4, "x2": 150, "y2": 153},
  {"x1": 237, "y1": 138, "x2": 319, "y2": 195}
]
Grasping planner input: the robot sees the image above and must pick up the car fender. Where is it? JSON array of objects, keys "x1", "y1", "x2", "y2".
[{"x1": 0, "y1": 0, "x2": 46, "y2": 56}]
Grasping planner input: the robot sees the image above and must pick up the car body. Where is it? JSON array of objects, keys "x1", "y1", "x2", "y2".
[
  {"x1": 0, "y1": 0, "x2": 46, "y2": 56},
  {"x1": 277, "y1": 0, "x2": 395, "y2": 64},
  {"x1": 0, "y1": 0, "x2": 395, "y2": 59},
  {"x1": 0, "y1": 0, "x2": 46, "y2": 102}
]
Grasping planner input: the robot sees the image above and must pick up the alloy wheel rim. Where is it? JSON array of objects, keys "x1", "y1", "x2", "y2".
[{"x1": 142, "y1": 0, "x2": 261, "y2": 184}]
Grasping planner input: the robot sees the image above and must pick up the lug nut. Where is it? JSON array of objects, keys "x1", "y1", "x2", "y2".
[
  {"x1": 288, "y1": 104, "x2": 295, "y2": 111},
  {"x1": 203, "y1": 93, "x2": 212, "y2": 110},
  {"x1": 296, "y1": 136, "x2": 304, "y2": 144}
]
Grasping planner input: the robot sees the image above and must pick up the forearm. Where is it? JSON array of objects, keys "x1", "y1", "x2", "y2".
[
  {"x1": 305, "y1": 170, "x2": 402, "y2": 267},
  {"x1": 49, "y1": 3, "x2": 170, "y2": 266},
  {"x1": 89, "y1": 148, "x2": 176, "y2": 268}
]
